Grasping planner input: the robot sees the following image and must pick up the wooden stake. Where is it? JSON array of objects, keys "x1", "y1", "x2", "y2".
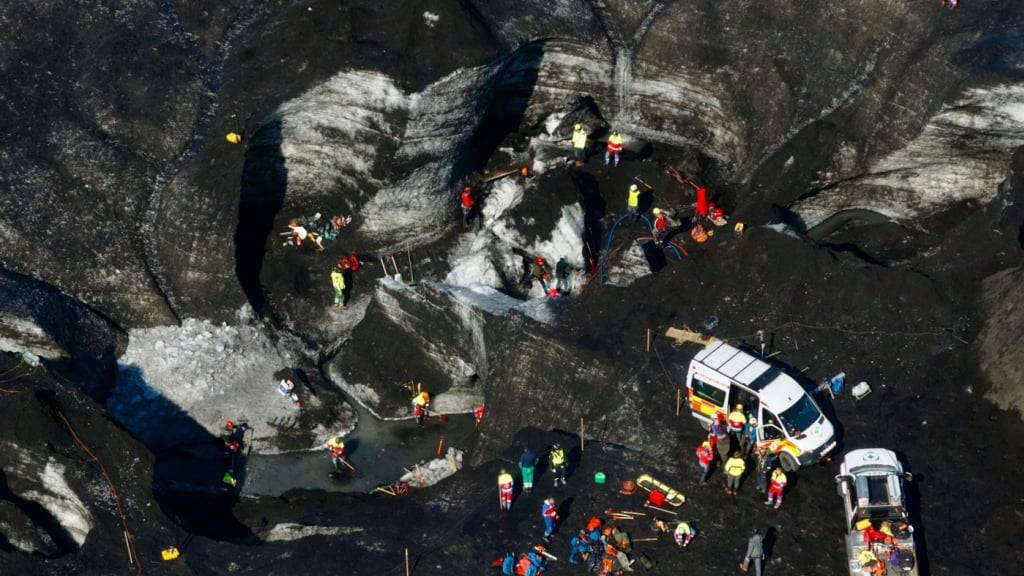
[
  {"x1": 380, "y1": 256, "x2": 388, "y2": 278},
  {"x1": 676, "y1": 388, "x2": 681, "y2": 416},
  {"x1": 632, "y1": 537, "x2": 659, "y2": 542},
  {"x1": 644, "y1": 503, "x2": 678, "y2": 515},
  {"x1": 580, "y1": 417, "x2": 585, "y2": 453},
  {"x1": 405, "y1": 548, "x2": 410, "y2": 576},
  {"x1": 407, "y1": 250, "x2": 415, "y2": 284},
  {"x1": 646, "y1": 328, "x2": 651, "y2": 353},
  {"x1": 436, "y1": 436, "x2": 445, "y2": 457}
]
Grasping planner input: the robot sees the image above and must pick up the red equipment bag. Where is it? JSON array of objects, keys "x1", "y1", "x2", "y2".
[
  {"x1": 648, "y1": 490, "x2": 667, "y2": 507},
  {"x1": 586, "y1": 516, "x2": 604, "y2": 532}
]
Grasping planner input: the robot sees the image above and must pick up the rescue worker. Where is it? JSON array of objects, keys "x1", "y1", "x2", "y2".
[
  {"x1": 525, "y1": 547, "x2": 545, "y2": 576},
  {"x1": 223, "y1": 420, "x2": 248, "y2": 453},
  {"x1": 222, "y1": 469, "x2": 238, "y2": 491},
  {"x1": 529, "y1": 256, "x2": 551, "y2": 292},
  {"x1": 607, "y1": 525, "x2": 631, "y2": 552},
  {"x1": 569, "y1": 531, "x2": 591, "y2": 565},
  {"x1": 742, "y1": 418, "x2": 759, "y2": 455},
  {"x1": 765, "y1": 467, "x2": 787, "y2": 509},
  {"x1": 754, "y1": 448, "x2": 777, "y2": 494},
  {"x1": 612, "y1": 545, "x2": 634, "y2": 573},
  {"x1": 711, "y1": 413, "x2": 731, "y2": 461},
  {"x1": 626, "y1": 184, "x2": 640, "y2": 221},
  {"x1": 857, "y1": 549, "x2": 885, "y2": 576},
  {"x1": 673, "y1": 521, "x2": 696, "y2": 548},
  {"x1": 541, "y1": 497, "x2": 560, "y2": 540},
  {"x1": 412, "y1": 390, "x2": 431, "y2": 426},
  {"x1": 277, "y1": 379, "x2": 301, "y2": 408},
  {"x1": 519, "y1": 447, "x2": 538, "y2": 493},
  {"x1": 317, "y1": 214, "x2": 349, "y2": 242},
  {"x1": 652, "y1": 207, "x2": 668, "y2": 243},
  {"x1": 863, "y1": 523, "x2": 893, "y2": 547},
  {"x1": 341, "y1": 254, "x2": 361, "y2": 272},
  {"x1": 571, "y1": 123, "x2": 588, "y2": 164},
  {"x1": 724, "y1": 452, "x2": 746, "y2": 496},
  {"x1": 283, "y1": 218, "x2": 324, "y2": 251},
  {"x1": 549, "y1": 443, "x2": 567, "y2": 486},
  {"x1": 331, "y1": 261, "x2": 347, "y2": 308},
  {"x1": 605, "y1": 130, "x2": 623, "y2": 166},
  {"x1": 696, "y1": 440, "x2": 715, "y2": 483},
  {"x1": 728, "y1": 404, "x2": 748, "y2": 443},
  {"x1": 325, "y1": 436, "x2": 348, "y2": 474},
  {"x1": 460, "y1": 186, "x2": 476, "y2": 227},
  {"x1": 740, "y1": 528, "x2": 765, "y2": 576},
  {"x1": 498, "y1": 470, "x2": 514, "y2": 511}
]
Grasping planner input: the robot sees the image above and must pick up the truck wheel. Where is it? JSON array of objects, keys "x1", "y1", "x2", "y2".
[{"x1": 780, "y1": 452, "x2": 799, "y2": 472}]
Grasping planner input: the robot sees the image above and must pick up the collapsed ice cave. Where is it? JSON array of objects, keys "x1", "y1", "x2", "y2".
[{"x1": 2, "y1": 1, "x2": 1024, "y2": 575}]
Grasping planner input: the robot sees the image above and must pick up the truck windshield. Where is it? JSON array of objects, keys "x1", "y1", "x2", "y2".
[{"x1": 778, "y1": 395, "x2": 821, "y2": 436}]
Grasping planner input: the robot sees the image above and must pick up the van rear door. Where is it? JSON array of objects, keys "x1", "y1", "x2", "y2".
[{"x1": 687, "y1": 372, "x2": 728, "y2": 420}]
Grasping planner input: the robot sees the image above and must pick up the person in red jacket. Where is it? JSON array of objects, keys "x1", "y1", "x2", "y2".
[
  {"x1": 460, "y1": 186, "x2": 476, "y2": 227},
  {"x1": 652, "y1": 207, "x2": 668, "y2": 243},
  {"x1": 605, "y1": 131, "x2": 623, "y2": 167},
  {"x1": 696, "y1": 440, "x2": 715, "y2": 483},
  {"x1": 541, "y1": 497, "x2": 560, "y2": 540}
]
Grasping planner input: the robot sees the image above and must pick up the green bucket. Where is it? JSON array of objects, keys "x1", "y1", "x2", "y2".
[{"x1": 594, "y1": 472, "x2": 606, "y2": 485}]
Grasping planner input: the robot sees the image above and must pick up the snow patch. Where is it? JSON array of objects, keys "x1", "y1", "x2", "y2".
[
  {"x1": 22, "y1": 460, "x2": 93, "y2": 547},
  {"x1": 264, "y1": 523, "x2": 364, "y2": 542}
]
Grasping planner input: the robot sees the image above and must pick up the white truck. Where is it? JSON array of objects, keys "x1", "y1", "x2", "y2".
[
  {"x1": 835, "y1": 449, "x2": 919, "y2": 575},
  {"x1": 684, "y1": 339, "x2": 836, "y2": 470}
]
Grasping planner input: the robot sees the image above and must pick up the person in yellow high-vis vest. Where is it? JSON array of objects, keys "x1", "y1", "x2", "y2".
[
  {"x1": 724, "y1": 453, "x2": 746, "y2": 495},
  {"x1": 571, "y1": 123, "x2": 588, "y2": 164},
  {"x1": 627, "y1": 184, "x2": 641, "y2": 222},
  {"x1": 330, "y1": 262, "x2": 347, "y2": 308}
]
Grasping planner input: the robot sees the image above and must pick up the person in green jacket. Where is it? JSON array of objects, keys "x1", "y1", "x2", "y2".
[
  {"x1": 331, "y1": 261, "x2": 347, "y2": 308},
  {"x1": 222, "y1": 469, "x2": 238, "y2": 492}
]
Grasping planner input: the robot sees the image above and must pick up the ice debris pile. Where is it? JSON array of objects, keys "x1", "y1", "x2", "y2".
[
  {"x1": 399, "y1": 448, "x2": 465, "y2": 488},
  {"x1": 108, "y1": 308, "x2": 314, "y2": 451}
]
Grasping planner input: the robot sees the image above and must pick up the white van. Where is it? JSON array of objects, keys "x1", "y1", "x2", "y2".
[{"x1": 685, "y1": 339, "x2": 836, "y2": 470}]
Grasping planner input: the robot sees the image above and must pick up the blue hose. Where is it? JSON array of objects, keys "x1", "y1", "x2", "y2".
[{"x1": 598, "y1": 213, "x2": 675, "y2": 285}]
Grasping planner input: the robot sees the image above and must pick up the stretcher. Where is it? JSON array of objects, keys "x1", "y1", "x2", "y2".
[{"x1": 635, "y1": 474, "x2": 685, "y2": 506}]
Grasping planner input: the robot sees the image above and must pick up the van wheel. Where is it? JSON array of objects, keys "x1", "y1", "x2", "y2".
[{"x1": 780, "y1": 453, "x2": 799, "y2": 472}]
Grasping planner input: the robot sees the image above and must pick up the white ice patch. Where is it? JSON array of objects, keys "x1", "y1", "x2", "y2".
[
  {"x1": 264, "y1": 523, "x2": 364, "y2": 542},
  {"x1": 442, "y1": 283, "x2": 555, "y2": 324},
  {"x1": 22, "y1": 460, "x2": 93, "y2": 547},
  {"x1": 276, "y1": 70, "x2": 407, "y2": 201},
  {"x1": 603, "y1": 242, "x2": 653, "y2": 286},
  {"x1": 762, "y1": 222, "x2": 803, "y2": 239},
  {"x1": 794, "y1": 83, "x2": 1024, "y2": 227},
  {"x1": 274, "y1": 63, "x2": 503, "y2": 249},
  {"x1": 108, "y1": 307, "x2": 352, "y2": 453},
  {"x1": 360, "y1": 66, "x2": 501, "y2": 247},
  {"x1": 422, "y1": 11, "x2": 440, "y2": 28}
]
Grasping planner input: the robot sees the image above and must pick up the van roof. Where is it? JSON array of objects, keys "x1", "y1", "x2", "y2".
[{"x1": 693, "y1": 340, "x2": 780, "y2": 391}]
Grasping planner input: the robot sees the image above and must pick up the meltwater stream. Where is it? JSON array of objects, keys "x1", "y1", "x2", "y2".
[{"x1": 241, "y1": 375, "x2": 476, "y2": 496}]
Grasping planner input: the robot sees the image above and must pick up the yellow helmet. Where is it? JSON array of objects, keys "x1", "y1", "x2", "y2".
[
  {"x1": 574, "y1": 123, "x2": 582, "y2": 130},
  {"x1": 653, "y1": 208, "x2": 661, "y2": 216},
  {"x1": 735, "y1": 403, "x2": 743, "y2": 411}
]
